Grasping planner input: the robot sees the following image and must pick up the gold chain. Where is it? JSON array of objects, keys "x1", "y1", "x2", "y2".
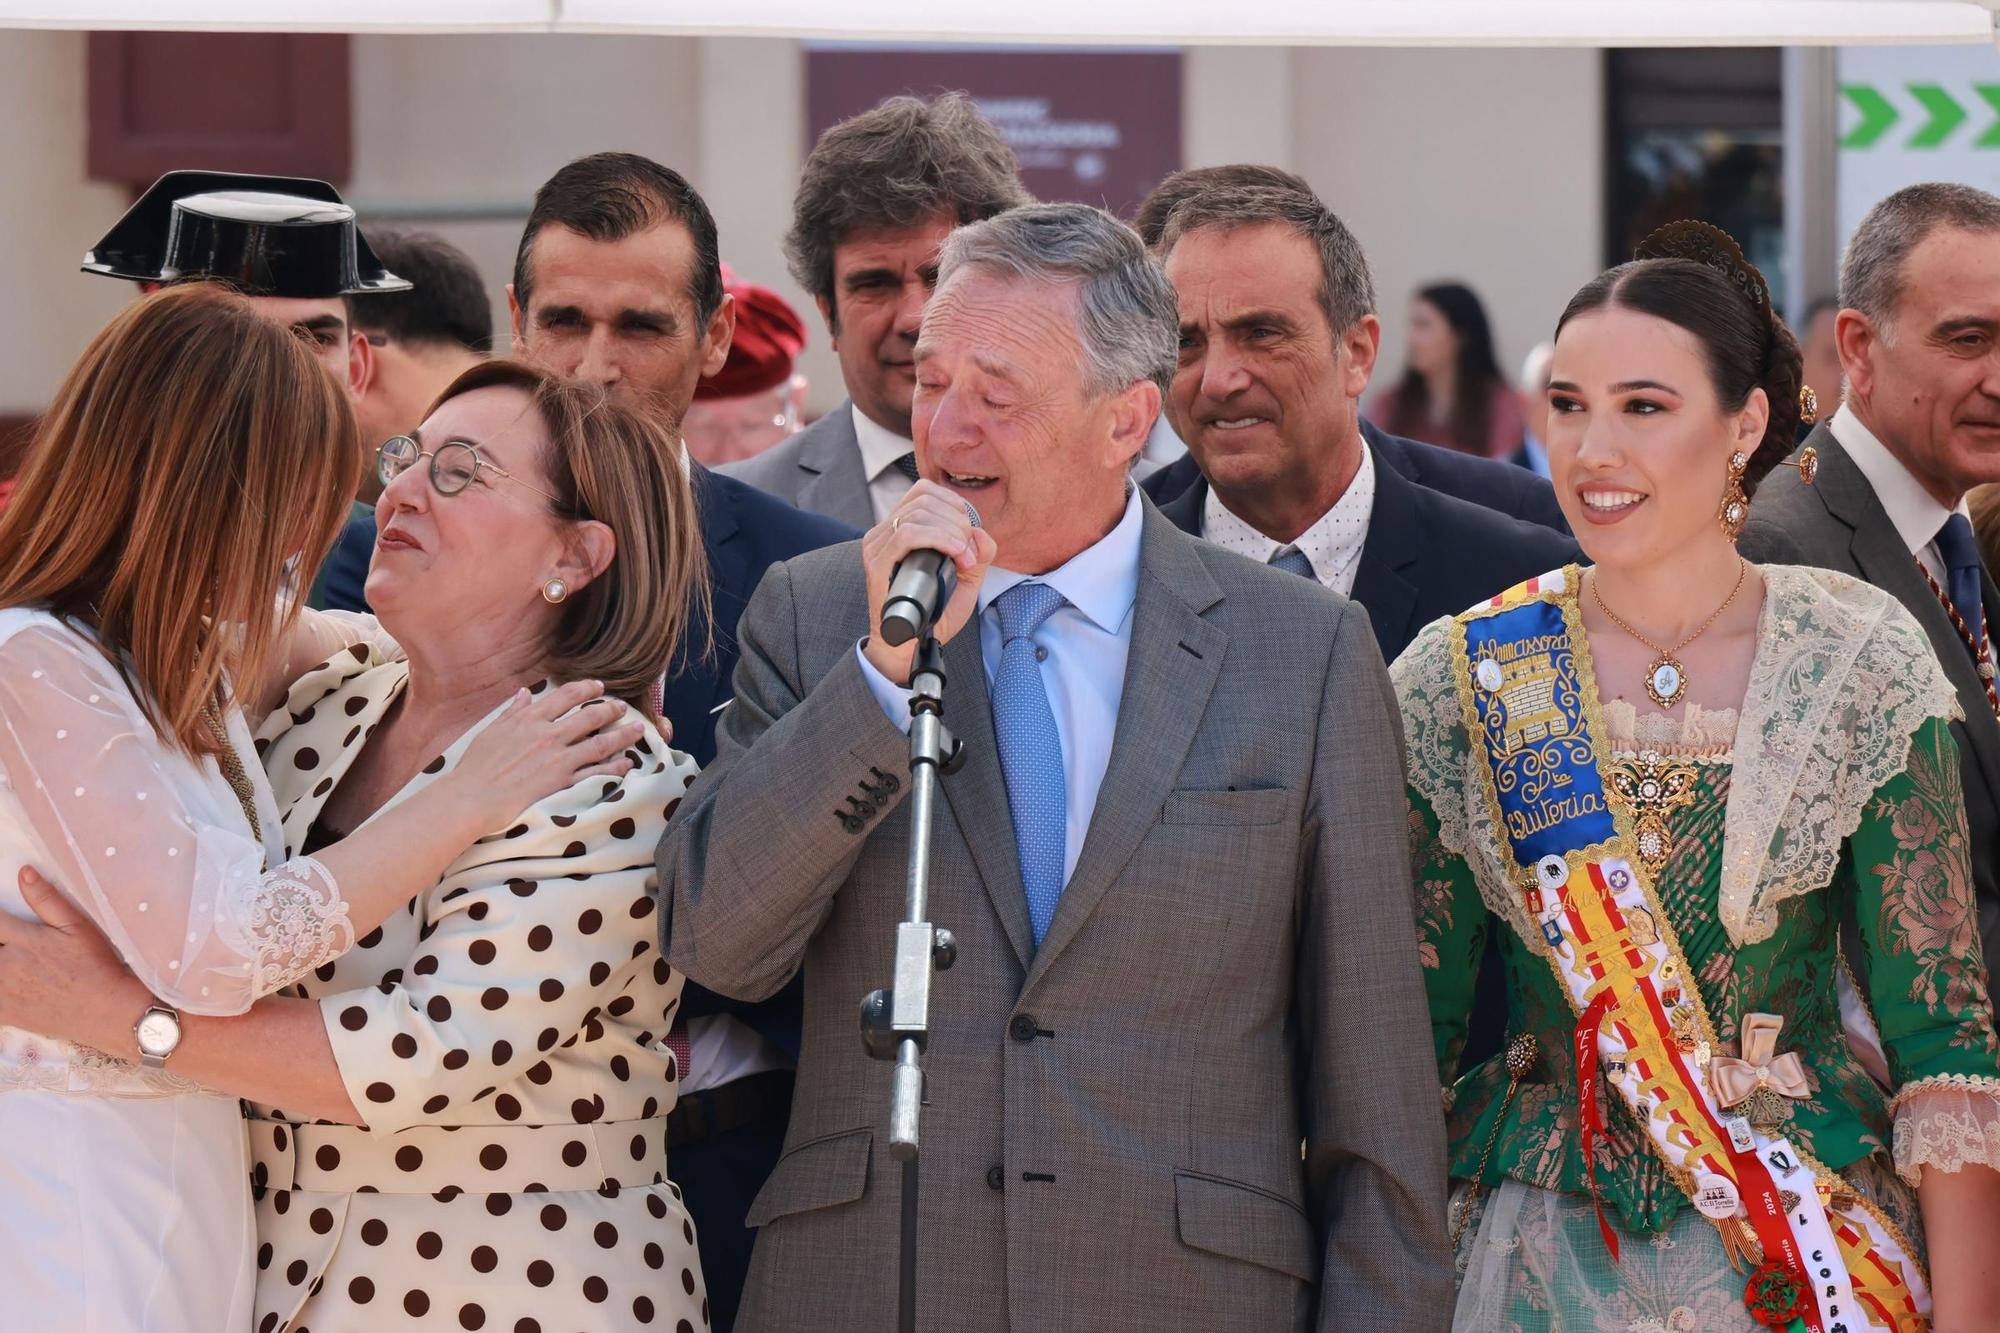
[
  {"x1": 201, "y1": 701, "x2": 262, "y2": 843},
  {"x1": 1448, "y1": 1033, "x2": 1539, "y2": 1255},
  {"x1": 1589, "y1": 559, "x2": 1748, "y2": 708},
  {"x1": 1588, "y1": 557, "x2": 1748, "y2": 661}
]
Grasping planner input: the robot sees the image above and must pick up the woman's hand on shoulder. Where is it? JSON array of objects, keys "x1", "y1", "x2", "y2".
[{"x1": 446, "y1": 681, "x2": 645, "y2": 827}]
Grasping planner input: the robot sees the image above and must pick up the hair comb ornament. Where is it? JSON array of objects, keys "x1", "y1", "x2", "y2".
[{"x1": 1634, "y1": 220, "x2": 1773, "y2": 320}]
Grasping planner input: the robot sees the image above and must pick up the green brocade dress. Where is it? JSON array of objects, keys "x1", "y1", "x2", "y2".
[{"x1": 1391, "y1": 566, "x2": 2000, "y2": 1332}]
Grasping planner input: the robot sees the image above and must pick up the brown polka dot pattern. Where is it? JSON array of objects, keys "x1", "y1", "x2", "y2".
[{"x1": 245, "y1": 654, "x2": 705, "y2": 1332}]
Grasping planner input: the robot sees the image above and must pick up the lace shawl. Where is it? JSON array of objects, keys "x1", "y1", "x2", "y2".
[{"x1": 1391, "y1": 564, "x2": 1962, "y2": 951}]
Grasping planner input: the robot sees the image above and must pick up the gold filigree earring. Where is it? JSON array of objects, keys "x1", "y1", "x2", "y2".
[
  {"x1": 1795, "y1": 385, "x2": 1822, "y2": 485},
  {"x1": 1719, "y1": 451, "x2": 1750, "y2": 537}
]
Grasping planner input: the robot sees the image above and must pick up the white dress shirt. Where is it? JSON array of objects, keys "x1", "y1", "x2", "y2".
[
  {"x1": 1831, "y1": 404, "x2": 1978, "y2": 586},
  {"x1": 852, "y1": 403, "x2": 918, "y2": 527},
  {"x1": 858, "y1": 485, "x2": 1144, "y2": 884},
  {"x1": 1199, "y1": 444, "x2": 1377, "y2": 596}
]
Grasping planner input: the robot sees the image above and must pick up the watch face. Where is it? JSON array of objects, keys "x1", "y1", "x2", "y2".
[{"x1": 137, "y1": 1009, "x2": 179, "y2": 1055}]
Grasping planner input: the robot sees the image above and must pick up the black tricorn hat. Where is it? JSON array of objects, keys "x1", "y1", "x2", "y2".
[{"x1": 82, "y1": 170, "x2": 411, "y2": 297}]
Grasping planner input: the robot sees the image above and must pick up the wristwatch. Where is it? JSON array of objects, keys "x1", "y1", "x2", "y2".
[{"x1": 134, "y1": 1003, "x2": 182, "y2": 1069}]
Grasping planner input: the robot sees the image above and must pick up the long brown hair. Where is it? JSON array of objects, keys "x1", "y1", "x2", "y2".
[
  {"x1": 1385, "y1": 281, "x2": 1507, "y2": 456},
  {"x1": 420, "y1": 360, "x2": 710, "y2": 717},
  {"x1": 0, "y1": 283, "x2": 356, "y2": 755}
]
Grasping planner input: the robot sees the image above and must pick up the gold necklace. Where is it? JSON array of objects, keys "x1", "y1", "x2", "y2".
[
  {"x1": 201, "y1": 700, "x2": 263, "y2": 843},
  {"x1": 1589, "y1": 558, "x2": 1748, "y2": 710}
]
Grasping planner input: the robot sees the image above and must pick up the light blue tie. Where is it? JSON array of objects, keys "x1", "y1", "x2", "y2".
[
  {"x1": 1270, "y1": 547, "x2": 1315, "y2": 579},
  {"x1": 991, "y1": 582, "x2": 1068, "y2": 946}
]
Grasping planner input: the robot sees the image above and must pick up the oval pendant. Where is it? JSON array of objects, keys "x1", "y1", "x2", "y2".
[{"x1": 1645, "y1": 656, "x2": 1685, "y2": 708}]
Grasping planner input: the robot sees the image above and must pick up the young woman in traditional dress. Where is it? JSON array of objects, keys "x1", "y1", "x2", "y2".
[{"x1": 1393, "y1": 224, "x2": 2000, "y2": 1331}]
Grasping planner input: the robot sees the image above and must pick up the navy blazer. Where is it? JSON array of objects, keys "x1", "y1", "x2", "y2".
[
  {"x1": 1145, "y1": 419, "x2": 1573, "y2": 536},
  {"x1": 307, "y1": 504, "x2": 378, "y2": 614},
  {"x1": 666, "y1": 465, "x2": 858, "y2": 769},
  {"x1": 1157, "y1": 440, "x2": 1580, "y2": 663},
  {"x1": 669, "y1": 466, "x2": 854, "y2": 1060}
]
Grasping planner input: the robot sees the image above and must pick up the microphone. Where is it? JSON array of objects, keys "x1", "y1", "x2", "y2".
[{"x1": 879, "y1": 500, "x2": 982, "y2": 647}]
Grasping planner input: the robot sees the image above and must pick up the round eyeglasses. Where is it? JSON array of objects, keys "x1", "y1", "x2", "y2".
[{"x1": 376, "y1": 435, "x2": 561, "y2": 502}]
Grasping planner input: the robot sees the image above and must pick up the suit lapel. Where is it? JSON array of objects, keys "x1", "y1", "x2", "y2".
[
  {"x1": 1026, "y1": 507, "x2": 1226, "y2": 986},
  {"x1": 1155, "y1": 472, "x2": 1204, "y2": 535},
  {"x1": 924, "y1": 621, "x2": 1030, "y2": 970},
  {"x1": 797, "y1": 405, "x2": 875, "y2": 531},
  {"x1": 1348, "y1": 450, "x2": 1421, "y2": 659},
  {"x1": 1814, "y1": 434, "x2": 2000, "y2": 791}
]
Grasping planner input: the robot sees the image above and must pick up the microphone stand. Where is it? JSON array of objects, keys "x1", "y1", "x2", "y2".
[{"x1": 860, "y1": 632, "x2": 961, "y2": 1333}]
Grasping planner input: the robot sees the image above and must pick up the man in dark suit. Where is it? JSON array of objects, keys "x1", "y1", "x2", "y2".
[
  {"x1": 663, "y1": 202, "x2": 1449, "y2": 1333},
  {"x1": 1132, "y1": 165, "x2": 1570, "y2": 535},
  {"x1": 1150, "y1": 179, "x2": 1576, "y2": 666},
  {"x1": 720, "y1": 93, "x2": 1030, "y2": 529},
  {"x1": 507, "y1": 151, "x2": 851, "y2": 1331},
  {"x1": 1741, "y1": 182, "x2": 2000, "y2": 972}
]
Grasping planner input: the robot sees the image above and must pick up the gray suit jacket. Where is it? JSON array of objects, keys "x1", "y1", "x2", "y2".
[
  {"x1": 1740, "y1": 425, "x2": 2000, "y2": 971},
  {"x1": 660, "y1": 501, "x2": 1452, "y2": 1332},
  {"x1": 718, "y1": 402, "x2": 875, "y2": 529}
]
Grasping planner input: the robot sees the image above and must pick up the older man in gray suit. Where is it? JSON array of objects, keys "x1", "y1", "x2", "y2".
[
  {"x1": 662, "y1": 203, "x2": 1451, "y2": 1331},
  {"x1": 720, "y1": 93, "x2": 1030, "y2": 528},
  {"x1": 1742, "y1": 182, "x2": 2000, "y2": 972}
]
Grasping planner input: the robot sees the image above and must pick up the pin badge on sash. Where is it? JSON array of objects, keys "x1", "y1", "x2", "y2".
[
  {"x1": 1476, "y1": 657, "x2": 1504, "y2": 692},
  {"x1": 1692, "y1": 1173, "x2": 1742, "y2": 1219}
]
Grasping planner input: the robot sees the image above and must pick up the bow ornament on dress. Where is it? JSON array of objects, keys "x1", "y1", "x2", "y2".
[{"x1": 1709, "y1": 1012, "x2": 1811, "y2": 1132}]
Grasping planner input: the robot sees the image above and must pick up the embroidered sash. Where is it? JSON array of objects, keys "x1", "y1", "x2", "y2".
[{"x1": 1451, "y1": 567, "x2": 1928, "y2": 1333}]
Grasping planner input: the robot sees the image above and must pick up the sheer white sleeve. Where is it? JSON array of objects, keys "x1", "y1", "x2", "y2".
[
  {"x1": 244, "y1": 606, "x2": 401, "y2": 729},
  {"x1": 288, "y1": 608, "x2": 400, "y2": 670},
  {"x1": 0, "y1": 626, "x2": 352, "y2": 1015}
]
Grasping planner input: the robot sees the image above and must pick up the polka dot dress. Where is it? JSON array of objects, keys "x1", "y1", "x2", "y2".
[{"x1": 247, "y1": 649, "x2": 707, "y2": 1332}]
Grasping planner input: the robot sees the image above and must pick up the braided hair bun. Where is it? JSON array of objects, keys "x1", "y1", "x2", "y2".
[{"x1": 1557, "y1": 220, "x2": 1805, "y2": 497}]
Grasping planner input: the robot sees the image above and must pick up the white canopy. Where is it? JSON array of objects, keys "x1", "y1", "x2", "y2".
[{"x1": 3, "y1": 0, "x2": 1995, "y2": 44}]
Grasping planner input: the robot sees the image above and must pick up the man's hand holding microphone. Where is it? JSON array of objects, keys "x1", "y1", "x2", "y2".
[{"x1": 861, "y1": 480, "x2": 998, "y2": 686}]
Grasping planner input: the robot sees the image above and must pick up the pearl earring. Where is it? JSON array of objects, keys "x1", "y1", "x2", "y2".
[{"x1": 542, "y1": 578, "x2": 568, "y2": 604}]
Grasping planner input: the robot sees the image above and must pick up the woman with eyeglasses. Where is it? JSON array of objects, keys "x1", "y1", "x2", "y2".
[
  {"x1": 0, "y1": 356, "x2": 713, "y2": 1332},
  {"x1": 0, "y1": 289, "x2": 643, "y2": 1333}
]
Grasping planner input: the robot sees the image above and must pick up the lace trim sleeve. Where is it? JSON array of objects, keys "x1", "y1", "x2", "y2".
[
  {"x1": 0, "y1": 623, "x2": 354, "y2": 1014},
  {"x1": 210, "y1": 853, "x2": 353, "y2": 998},
  {"x1": 1888, "y1": 1075, "x2": 2000, "y2": 1185}
]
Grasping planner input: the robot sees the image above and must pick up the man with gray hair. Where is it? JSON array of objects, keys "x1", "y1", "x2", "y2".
[
  {"x1": 1149, "y1": 181, "x2": 1575, "y2": 663},
  {"x1": 721, "y1": 92, "x2": 1030, "y2": 528},
  {"x1": 1742, "y1": 181, "x2": 2000, "y2": 971},
  {"x1": 662, "y1": 203, "x2": 1451, "y2": 1331},
  {"x1": 1134, "y1": 168, "x2": 1570, "y2": 532}
]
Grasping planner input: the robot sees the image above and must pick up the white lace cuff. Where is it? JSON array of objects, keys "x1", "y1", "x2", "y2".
[
  {"x1": 1889, "y1": 1074, "x2": 2000, "y2": 1185},
  {"x1": 213, "y1": 854, "x2": 353, "y2": 999}
]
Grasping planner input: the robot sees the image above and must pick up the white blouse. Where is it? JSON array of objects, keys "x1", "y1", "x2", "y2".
[{"x1": 0, "y1": 607, "x2": 356, "y2": 1095}]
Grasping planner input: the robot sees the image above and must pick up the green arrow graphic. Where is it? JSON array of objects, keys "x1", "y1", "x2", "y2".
[
  {"x1": 1976, "y1": 84, "x2": 2000, "y2": 148},
  {"x1": 1908, "y1": 84, "x2": 1967, "y2": 147},
  {"x1": 1841, "y1": 84, "x2": 1899, "y2": 149}
]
